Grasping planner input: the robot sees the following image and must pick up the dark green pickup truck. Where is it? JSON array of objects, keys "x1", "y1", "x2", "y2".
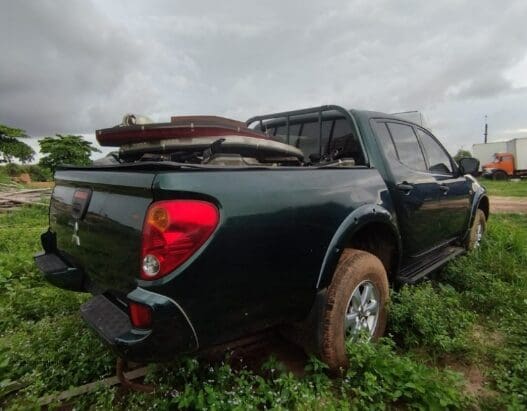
[{"x1": 35, "y1": 105, "x2": 488, "y2": 371}]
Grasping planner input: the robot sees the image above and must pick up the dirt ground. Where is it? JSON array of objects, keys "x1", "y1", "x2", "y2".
[{"x1": 490, "y1": 196, "x2": 527, "y2": 213}]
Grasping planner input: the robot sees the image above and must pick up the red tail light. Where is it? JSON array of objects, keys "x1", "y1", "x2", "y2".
[
  {"x1": 129, "y1": 302, "x2": 152, "y2": 328},
  {"x1": 140, "y1": 200, "x2": 219, "y2": 280}
]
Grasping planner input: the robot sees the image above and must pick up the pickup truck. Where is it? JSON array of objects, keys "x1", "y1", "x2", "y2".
[{"x1": 35, "y1": 105, "x2": 489, "y2": 371}]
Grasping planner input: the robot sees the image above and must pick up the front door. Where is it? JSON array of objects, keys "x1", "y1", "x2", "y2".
[
  {"x1": 371, "y1": 120, "x2": 445, "y2": 257},
  {"x1": 415, "y1": 128, "x2": 472, "y2": 239}
]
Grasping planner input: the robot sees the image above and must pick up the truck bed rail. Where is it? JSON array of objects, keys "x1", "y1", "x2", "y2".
[{"x1": 246, "y1": 105, "x2": 368, "y2": 165}]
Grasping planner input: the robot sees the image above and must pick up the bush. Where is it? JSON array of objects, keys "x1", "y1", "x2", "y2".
[
  {"x1": 389, "y1": 283, "x2": 476, "y2": 356},
  {"x1": 344, "y1": 339, "x2": 471, "y2": 409},
  {"x1": 26, "y1": 164, "x2": 52, "y2": 182},
  {"x1": 3, "y1": 163, "x2": 23, "y2": 177},
  {"x1": 0, "y1": 164, "x2": 52, "y2": 181}
]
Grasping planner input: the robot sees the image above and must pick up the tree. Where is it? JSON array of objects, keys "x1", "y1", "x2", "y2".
[
  {"x1": 0, "y1": 124, "x2": 35, "y2": 163},
  {"x1": 39, "y1": 134, "x2": 101, "y2": 172},
  {"x1": 453, "y1": 149, "x2": 472, "y2": 163}
]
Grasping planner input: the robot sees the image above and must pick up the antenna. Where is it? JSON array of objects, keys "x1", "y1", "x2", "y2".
[{"x1": 484, "y1": 115, "x2": 488, "y2": 144}]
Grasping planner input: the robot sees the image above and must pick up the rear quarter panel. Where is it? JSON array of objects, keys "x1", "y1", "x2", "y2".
[{"x1": 144, "y1": 168, "x2": 392, "y2": 346}]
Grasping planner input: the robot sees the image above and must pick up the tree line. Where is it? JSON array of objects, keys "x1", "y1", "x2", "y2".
[{"x1": 0, "y1": 123, "x2": 100, "y2": 173}]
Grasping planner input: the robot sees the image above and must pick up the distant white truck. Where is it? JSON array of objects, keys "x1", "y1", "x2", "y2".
[{"x1": 473, "y1": 137, "x2": 527, "y2": 179}]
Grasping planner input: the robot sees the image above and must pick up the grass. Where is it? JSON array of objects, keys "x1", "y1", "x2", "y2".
[
  {"x1": 479, "y1": 178, "x2": 527, "y2": 197},
  {"x1": 1, "y1": 206, "x2": 526, "y2": 409},
  {"x1": 0, "y1": 166, "x2": 10, "y2": 184}
]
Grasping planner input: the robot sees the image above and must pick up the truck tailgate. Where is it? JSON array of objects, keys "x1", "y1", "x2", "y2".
[{"x1": 50, "y1": 168, "x2": 155, "y2": 294}]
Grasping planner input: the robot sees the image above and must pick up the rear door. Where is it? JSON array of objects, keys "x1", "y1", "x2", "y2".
[{"x1": 371, "y1": 120, "x2": 444, "y2": 257}]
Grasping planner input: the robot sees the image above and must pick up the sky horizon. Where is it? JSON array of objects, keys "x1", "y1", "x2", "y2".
[{"x1": 2, "y1": 1, "x2": 527, "y2": 159}]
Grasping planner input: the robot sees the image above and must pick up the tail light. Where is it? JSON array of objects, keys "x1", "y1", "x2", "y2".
[
  {"x1": 129, "y1": 302, "x2": 152, "y2": 328},
  {"x1": 140, "y1": 200, "x2": 219, "y2": 280}
]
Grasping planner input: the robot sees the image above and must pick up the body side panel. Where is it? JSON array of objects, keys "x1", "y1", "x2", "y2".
[{"x1": 143, "y1": 168, "x2": 391, "y2": 347}]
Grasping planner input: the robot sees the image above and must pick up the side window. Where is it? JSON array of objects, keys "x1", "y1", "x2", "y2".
[
  {"x1": 416, "y1": 129, "x2": 453, "y2": 175},
  {"x1": 386, "y1": 122, "x2": 427, "y2": 171},
  {"x1": 371, "y1": 121, "x2": 397, "y2": 161},
  {"x1": 330, "y1": 118, "x2": 365, "y2": 165}
]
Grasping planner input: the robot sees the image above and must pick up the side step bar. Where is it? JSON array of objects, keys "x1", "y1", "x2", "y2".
[{"x1": 396, "y1": 246, "x2": 465, "y2": 285}]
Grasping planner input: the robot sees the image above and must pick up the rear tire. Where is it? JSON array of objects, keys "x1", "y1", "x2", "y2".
[
  {"x1": 465, "y1": 209, "x2": 486, "y2": 250},
  {"x1": 319, "y1": 249, "x2": 389, "y2": 372}
]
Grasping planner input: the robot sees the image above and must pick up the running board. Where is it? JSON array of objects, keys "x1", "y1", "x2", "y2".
[{"x1": 396, "y1": 246, "x2": 465, "y2": 285}]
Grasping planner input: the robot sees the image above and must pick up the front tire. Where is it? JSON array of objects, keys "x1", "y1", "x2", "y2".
[
  {"x1": 465, "y1": 209, "x2": 486, "y2": 250},
  {"x1": 319, "y1": 249, "x2": 389, "y2": 372}
]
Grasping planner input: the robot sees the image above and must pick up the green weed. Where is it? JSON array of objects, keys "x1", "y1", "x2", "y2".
[
  {"x1": 389, "y1": 283, "x2": 476, "y2": 357},
  {"x1": 0, "y1": 315, "x2": 114, "y2": 398}
]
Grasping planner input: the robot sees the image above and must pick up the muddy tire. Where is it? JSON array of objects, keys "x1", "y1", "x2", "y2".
[
  {"x1": 319, "y1": 249, "x2": 389, "y2": 372},
  {"x1": 465, "y1": 209, "x2": 486, "y2": 250}
]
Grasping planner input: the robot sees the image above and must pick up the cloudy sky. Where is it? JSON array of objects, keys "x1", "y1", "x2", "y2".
[{"x1": 1, "y1": 0, "x2": 527, "y2": 158}]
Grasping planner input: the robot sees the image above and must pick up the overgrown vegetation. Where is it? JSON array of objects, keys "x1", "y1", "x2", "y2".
[
  {"x1": 0, "y1": 163, "x2": 52, "y2": 182},
  {"x1": 0, "y1": 165, "x2": 10, "y2": 184},
  {"x1": 480, "y1": 178, "x2": 527, "y2": 196},
  {"x1": 1, "y1": 206, "x2": 526, "y2": 409}
]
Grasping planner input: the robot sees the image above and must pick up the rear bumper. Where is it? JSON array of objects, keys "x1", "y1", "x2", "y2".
[
  {"x1": 35, "y1": 232, "x2": 199, "y2": 362},
  {"x1": 34, "y1": 251, "x2": 86, "y2": 291},
  {"x1": 34, "y1": 230, "x2": 86, "y2": 292},
  {"x1": 80, "y1": 290, "x2": 199, "y2": 362}
]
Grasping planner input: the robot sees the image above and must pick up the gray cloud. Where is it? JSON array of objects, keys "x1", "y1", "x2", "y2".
[{"x1": 1, "y1": 0, "x2": 527, "y2": 155}]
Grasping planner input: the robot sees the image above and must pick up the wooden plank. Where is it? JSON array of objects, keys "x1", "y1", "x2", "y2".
[
  {"x1": 0, "y1": 380, "x2": 29, "y2": 399},
  {"x1": 38, "y1": 366, "x2": 149, "y2": 406},
  {"x1": 0, "y1": 197, "x2": 48, "y2": 206},
  {"x1": 1, "y1": 188, "x2": 52, "y2": 197}
]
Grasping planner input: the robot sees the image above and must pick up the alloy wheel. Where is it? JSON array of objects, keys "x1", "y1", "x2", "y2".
[{"x1": 344, "y1": 280, "x2": 380, "y2": 340}]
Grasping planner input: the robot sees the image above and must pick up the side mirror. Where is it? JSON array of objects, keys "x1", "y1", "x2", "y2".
[{"x1": 458, "y1": 157, "x2": 479, "y2": 176}]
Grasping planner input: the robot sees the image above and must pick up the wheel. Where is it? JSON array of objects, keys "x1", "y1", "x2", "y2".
[
  {"x1": 465, "y1": 209, "x2": 486, "y2": 250},
  {"x1": 493, "y1": 170, "x2": 508, "y2": 180},
  {"x1": 319, "y1": 249, "x2": 389, "y2": 372}
]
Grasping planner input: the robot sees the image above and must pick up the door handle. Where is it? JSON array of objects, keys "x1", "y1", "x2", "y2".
[
  {"x1": 439, "y1": 185, "x2": 449, "y2": 195},
  {"x1": 396, "y1": 182, "x2": 414, "y2": 194}
]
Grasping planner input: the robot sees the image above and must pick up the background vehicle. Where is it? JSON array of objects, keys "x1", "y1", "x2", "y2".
[
  {"x1": 35, "y1": 105, "x2": 488, "y2": 371},
  {"x1": 473, "y1": 137, "x2": 527, "y2": 179}
]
